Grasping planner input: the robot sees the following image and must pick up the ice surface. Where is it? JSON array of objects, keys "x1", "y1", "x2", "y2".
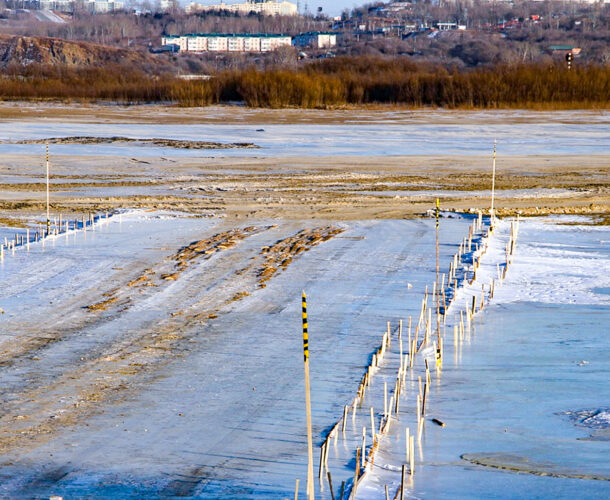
[
  {"x1": 354, "y1": 218, "x2": 610, "y2": 499},
  {"x1": 0, "y1": 214, "x2": 608, "y2": 498},
  {"x1": 0, "y1": 120, "x2": 608, "y2": 157}
]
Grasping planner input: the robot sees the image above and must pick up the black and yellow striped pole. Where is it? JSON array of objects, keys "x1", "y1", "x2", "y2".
[{"x1": 302, "y1": 291, "x2": 314, "y2": 499}]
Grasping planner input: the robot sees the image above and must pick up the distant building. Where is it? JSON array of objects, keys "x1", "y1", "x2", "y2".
[
  {"x1": 160, "y1": 0, "x2": 179, "y2": 11},
  {"x1": 86, "y1": 0, "x2": 123, "y2": 13},
  {"x1": 548, "y1": 45, "x2": 582, "y2": 56},
  {"x1": 186, "y1": 0, "x2": 297, "y2": 16},
  {"x1": 39, "y1": 0, "x2": 74, "y2": 11},
  {"x1": 38, "y1": 0, "x2": 123, "y2": 12},
  {"x1": 292, "y1": 32, "x2": 337, "y2": 49},
  {"x1": 161, "y1": 33, "x2": 292, "y2": 52}
]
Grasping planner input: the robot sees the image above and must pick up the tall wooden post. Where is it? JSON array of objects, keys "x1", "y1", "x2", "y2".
[
  {"x1": 45, "y1": 143, "x2": 50, "y2": 235},
  {"x1": 302, "y1": 291, "x2": 315, "y2": 500},
  {"x1": 435, "y1": 198, "x2": 441, "y2": 352},
  {"x1": 490, "y1": 140, "x2": 497, "y2": 230}
]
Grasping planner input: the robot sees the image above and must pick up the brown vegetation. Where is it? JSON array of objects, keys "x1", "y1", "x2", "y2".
[{"x1": 0, "y1": 57, "x2": 607, "y2": 108}]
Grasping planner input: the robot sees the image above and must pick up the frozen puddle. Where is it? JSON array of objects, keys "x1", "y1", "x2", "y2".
[{"x1": 0, "y1": 214, "x2": 608, "y2": 498}]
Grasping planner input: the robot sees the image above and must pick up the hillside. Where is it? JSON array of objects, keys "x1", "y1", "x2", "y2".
[{"x1": 0, "y1": 35, "x2": 165, "y2": 71}]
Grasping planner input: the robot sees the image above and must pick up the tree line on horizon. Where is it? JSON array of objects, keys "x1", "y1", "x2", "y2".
[{"x1": 0, "y1": 57, "x2": 607, "y2": 109}]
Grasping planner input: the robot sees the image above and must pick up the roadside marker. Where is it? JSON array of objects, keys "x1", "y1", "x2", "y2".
[{"x1": 301, "y1": 291, "x2": 314, "y2": 500}]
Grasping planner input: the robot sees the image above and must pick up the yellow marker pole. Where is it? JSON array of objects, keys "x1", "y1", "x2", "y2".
[
  {"x1": 302, "y1": 291, "x2": 315, "y2": 500},
  {"x1": 435, "y1": 198, "x2": 441, "y2": 367},
  {"x1": 490, "y1": 140, "x2": 497, "y2": 231},
  {"x1": 45, "y1": 143, "x2": 50, "y2": 235}
]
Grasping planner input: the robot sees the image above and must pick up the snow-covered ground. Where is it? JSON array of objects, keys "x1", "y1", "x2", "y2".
[{"x1": 0, "y1": 212, "x2": 608, "y2": 498}]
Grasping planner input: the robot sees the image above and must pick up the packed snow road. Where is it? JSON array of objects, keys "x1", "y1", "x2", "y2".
[{"x1": 0, "y1": 210, "x2": 467, "y2": 497}]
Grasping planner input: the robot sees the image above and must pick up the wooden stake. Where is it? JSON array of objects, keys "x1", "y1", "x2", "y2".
[
  {"x1": 387, "y1": 321, "x2": 391, "y2": 348},
  {"x1": 326, "y1": 472, "x2": 335, "y2": 500},
  {"x1": 422, "y1": 383, "x2": 427, "y2": 416},
  {"x1": 361, "y1": 427, "x2": 367, "y2": 468},
  {"x1": 384, "y1": 381, "x2": 388, "y2": 418},
  {"x1": 407, "y1": 316, "x2": 412, "y2": 354},
  {"x1": 301, "y1": 292, "x2": 314, "y2": 500},
  {"x1": 353, "y1": 447, "x2": 361, "y2": 496},
  {"x1": 319, "y1": 443, "x2": 325, "y2": 480},
  {"x1": 409, "y1": 437, "x2": 415, "y2": 474}
]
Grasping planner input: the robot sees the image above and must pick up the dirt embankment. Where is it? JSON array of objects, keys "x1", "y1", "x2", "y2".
[{"x1": 0, "y1": 35, "x2": 163, "y2": 70}]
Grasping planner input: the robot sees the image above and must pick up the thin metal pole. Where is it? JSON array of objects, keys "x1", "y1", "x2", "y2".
[
  {"x1": 435, "y1": 198, "x2": 440, "y2": 348},
  {"x1": 490, "y1": 139, "x2": 497, "y2": 228},
  {"x1": 46, "y1": 143, "x2": 50, "y2": 234},
  {"x1": 302, "y1": 291, "x2": 315, "y2": 500}
]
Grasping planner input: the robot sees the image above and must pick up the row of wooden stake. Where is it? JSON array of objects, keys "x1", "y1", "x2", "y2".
[
  {"x1": 0, "y1": 212, "x2": 115, "y2": 262},
  {"x1": 298, "y1": 215, "x2": 520, "y2": 500}
]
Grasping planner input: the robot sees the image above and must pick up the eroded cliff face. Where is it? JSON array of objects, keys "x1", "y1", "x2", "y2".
[{"x1": 0, "y1": 34, "x2": 160, "y2": 69}]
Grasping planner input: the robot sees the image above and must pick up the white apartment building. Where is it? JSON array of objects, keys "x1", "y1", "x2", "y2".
[
  {"x1": 87, "y1": 0, "x2": 123, "y2": 12},
  {"x1": 39, "y1": 0, "x2": 123, "y2": 12},
  {"x1": 292, "y1": 32, "x2": 337, "y2": 49},
  {"x1": 186, "y1": 0, "x2": 297, "y2": 16},
  {"x1": 38, "y1": 0, "x2": 74, "y2": 11},
  {"x1": 161, "y1": 33, "x2": 292, "y2": 53}
]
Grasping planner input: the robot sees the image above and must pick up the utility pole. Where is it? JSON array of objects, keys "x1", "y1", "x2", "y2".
[
  {"x1": 46, "y1": 142, "x2": 50, "y2": 235},
  {"x1": 435, "y1": 198, "x2": 441, "y2": 349},
  {"x1": 490, "y1": 140, "x2": 496, "y2": 230},
  {"x1": 301, "y1": 291, "x2": 314, "y2": 500}
]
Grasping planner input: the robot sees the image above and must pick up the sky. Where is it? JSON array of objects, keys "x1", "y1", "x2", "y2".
[{"x1": 297, "y1": 0, "x2": 360, "y2": 16}]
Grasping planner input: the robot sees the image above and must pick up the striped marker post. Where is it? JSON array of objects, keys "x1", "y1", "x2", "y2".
[
  {"x1": 435, "y1": 198, "x2": 442, "y2": 366},
  {"x1": 302, "y1": 291, "x2": 315, "y2": 500}
]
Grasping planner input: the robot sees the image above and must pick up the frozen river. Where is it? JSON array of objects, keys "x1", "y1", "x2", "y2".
[
  {"x1": 0, "y1": 213, "x2": 608, "y2": 498},
  {"x1": 0, "y1": 116, "x2": 609, "y2": 157}
]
